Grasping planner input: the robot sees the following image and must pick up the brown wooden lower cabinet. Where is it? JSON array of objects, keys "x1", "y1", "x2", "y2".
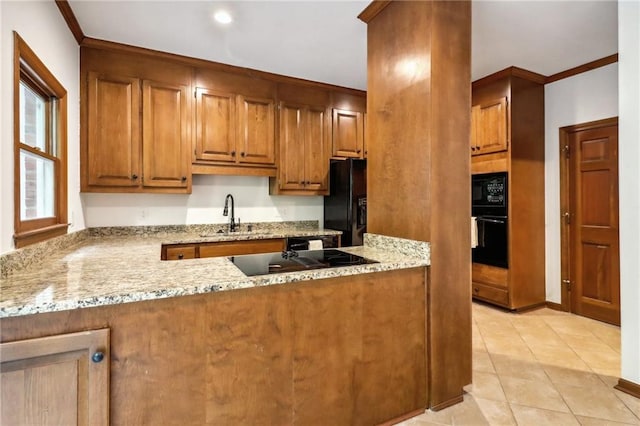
[
  {"x1": 0, "y1": 268, "x2": 428, "y2": 425},
  {"x1": 472, "y1": 262, "x2": 509, "y2": 307},
  {"x1": 161, "y1": 238, "x2": 286, "y2": 260},
  {"x1": 0, "y1": 329, "x2": 110, "y2": 426}
]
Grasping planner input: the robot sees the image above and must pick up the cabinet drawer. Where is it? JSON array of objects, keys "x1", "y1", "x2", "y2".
[
  {"x1": 472, "y1": 262, "x2": 508, "y2": 288},
  {"x1": 165, "y1": 246, "x2": 197, "y2": 260},
  {"x1": 472, "y1": 282, "x2": 509, "y2": 306},
  {"x1": 199, "y1": 239, "x2": 285, "y2": 258}
]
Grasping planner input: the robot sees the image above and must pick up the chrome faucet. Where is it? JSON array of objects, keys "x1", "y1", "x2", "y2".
[{"x1": 223, "y1": 194, "x2": 238, "y2": 232}]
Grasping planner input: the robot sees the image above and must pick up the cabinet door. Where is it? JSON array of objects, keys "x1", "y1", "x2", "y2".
[
  {"x1": 164, "y1": 245, "x2": 197, "y2": 260},
  {"x1": 304, "y1": 106, "x2": 329, "y2": 192},
  {"x1": 142, "y1": 80, "x2": 190, "y2": 189},
  {"x1": 1, "y1": 329, "x2": 109, "y2": 426},
  {"x1": 195, "y1": 88, "x2": 236, "y2": 163},
  {"x1": 477, "y1": 97, "x2": 508, "y2": 154},
  {"x1": 199, "y1": 239, "x2": 286, "y2": 258},
  {"x1": 86, "y1": 72, "x2": 140, "y2": 187},
  {"x1": 470, "y1": 105, "x2": 480, "y2": 154},
  {"x1": 278, "y1": 103, "x2": 306, "y2": 190},
  {"x1": 332, "y1": 108, "x2": 364, "y2": 158},
  {"x1": 237, "y1": 95, "x2": 275, "y2": 165},
  {"x1": 363, "y1": 112, "x2": 368, "y2": 158}
]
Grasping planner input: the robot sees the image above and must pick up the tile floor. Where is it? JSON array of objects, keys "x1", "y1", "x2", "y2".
[{"x1": 399, "y1": 303, "x2": 640, "y2": 425}]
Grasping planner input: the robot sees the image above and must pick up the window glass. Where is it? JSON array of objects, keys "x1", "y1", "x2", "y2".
[
  {"x1": 19, "y1": 81, "x2": 47, "y2": 151},
  {"x1": 19, "y1": 149, "x2": 55, "y2": 220},
  {"x1": 14, "y1": 32, "x2": 68, "y2": 248}
]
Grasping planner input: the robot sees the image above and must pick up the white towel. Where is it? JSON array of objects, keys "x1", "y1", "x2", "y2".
[
  {"x1": 471, "y1": 217, "x2": 478, "y2": 249},
  {"x1": 308, "y1": 240, "x2": 323, "y2": 250}
]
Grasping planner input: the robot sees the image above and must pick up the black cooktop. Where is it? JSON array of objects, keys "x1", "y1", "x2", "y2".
[{"x1": 230, "y1": 249, "x2": 378, "y2": 277}]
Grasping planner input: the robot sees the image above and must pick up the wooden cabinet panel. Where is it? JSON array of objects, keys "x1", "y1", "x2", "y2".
[
  {"x1": 237, "y1": 95, "x2": 275, "y2": 165},
  {"x1": 193, "y1": 91, "x2": 276, "y2": 174},
  {"x1": 278, "y1": 103, "x2": 306, "y2": 190},
  {"x1": 332, "y1": 108, "x2": 364, "y2": 158},
  {"x1": 304, "y1": 107, "x2": 330, "y2": 191},
  {"x1": 472, "y1": 262, "x2": 508, "y2": 289},
  {"x1": 86, "y1": 72, "x2": 140, "y2": 187},
  {"x1": 199, "y1": 239, "x2": 285, "y2": 258},
  {"x1": 472, "y1": 282, "x2": 509, "y2": 306},
  {"x1": 206, "y1": 285, "x2": 293, "y2": 424},
  {"x1": 195, "y1": 88, "x2": 236, "y2": 163},
  {"x1": 165, "y1": 245, "x2": 197, "y2": 260},
  {"x1": 271, "y1": 102, "x2": 329, "y2": 195},
  {"x1": 0, "y1": 329, "x2": 109, "y2": 426},
  {"x1": 292, "y1": 280, "x2": 362, "y2": 424},
  {"x1": 84, "y1": 73, "x2": 191, "y2": 193},
  {"x1": 162, "y1": 239, "x2": 286, "y2": 260},
  {"x1": 142, "y1": 80, "x2": 190, "y2": 189},
  {"x1": 471, "y1": 97, "x2": 508, "y2": 155}
]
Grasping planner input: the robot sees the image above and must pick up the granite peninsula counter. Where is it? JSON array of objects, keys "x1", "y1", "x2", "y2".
[
  {"x1": 0, "y1": 223, "x2": 431, "y2": 425},
  {"x1": 0, "y1": 224, "x2": 430, "y2": 318}
]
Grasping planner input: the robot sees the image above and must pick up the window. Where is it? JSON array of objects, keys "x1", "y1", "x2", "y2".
[{"x1": 14, "y1": 32, "x2": 68, "y2": 248}]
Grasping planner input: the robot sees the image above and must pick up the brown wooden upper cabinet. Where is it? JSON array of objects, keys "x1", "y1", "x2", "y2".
[
  {"x1": 83, "y1": 71, "x2": 191, "y2": 193},
  {"x1": 270, "y1": 102, "x2": 330, "y2": 195},
  {"x1": 194, "y1": 88, "x2": 276, "y2": 173},
  {"x1": 470, "y1": 97, "x2": 508, "y2": 155},
  {"x1": 332, "y1": 108, "x2": 366, "y2": 159}
]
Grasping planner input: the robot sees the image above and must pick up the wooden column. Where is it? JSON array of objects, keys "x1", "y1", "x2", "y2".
[{"x1": 359, "y1": 0, "x2": 472, "y2": 410}]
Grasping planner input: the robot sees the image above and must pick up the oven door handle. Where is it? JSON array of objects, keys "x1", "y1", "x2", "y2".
[{"x1": 476, "y1": 217, "x2": 506, "y2": 224}]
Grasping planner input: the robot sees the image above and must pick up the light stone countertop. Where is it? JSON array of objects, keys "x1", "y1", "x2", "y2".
[{"x1": 0, "y1": 229, "x2": 430, "y2": 319}]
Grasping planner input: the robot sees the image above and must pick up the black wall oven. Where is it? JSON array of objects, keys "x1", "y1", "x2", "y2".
[{"x1": 472, "y1": 172, "x2": 508, "y2": 268}]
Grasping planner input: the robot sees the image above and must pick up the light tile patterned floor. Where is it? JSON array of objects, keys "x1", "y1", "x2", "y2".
[{"x1": 399, "y1": 303, "x2": 640, "y2": 425}]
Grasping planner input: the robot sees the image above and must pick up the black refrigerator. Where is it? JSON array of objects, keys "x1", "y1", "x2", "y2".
[{"x1": 324, "y1": 159, "x2": 367, "y2": 246}]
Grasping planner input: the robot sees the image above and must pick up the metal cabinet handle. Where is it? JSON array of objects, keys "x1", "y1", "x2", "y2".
[
  {"x1": 92, "y1": 351, "x2": 104, "y2": 363},
  {"x1": 476, "y1": 217, "x2": 506, "y2": 224}
]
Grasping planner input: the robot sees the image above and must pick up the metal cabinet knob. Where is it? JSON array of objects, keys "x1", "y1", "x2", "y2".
[
  {"x1": 178, "y1": 253, "x2": 184, "y2": 259},
  {"x1": 92, "y1": 351, "x2": 104, "y2": 363},
  {"x1": 181, "y1": 176, "x2": 187, "y2": 182},
  {"x1": 231, "y1": 151, "x2": 236, "y2": 156},
  {"x1": 132, "y1": 174, "x2": 138, "y2": 180},
  {"x1": 240, "y1": 152, "x2": 246, "y2": 157}
]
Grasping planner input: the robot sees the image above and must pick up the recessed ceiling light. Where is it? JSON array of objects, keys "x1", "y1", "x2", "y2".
[{"x1": 214, "y1": 10, "x2": 233, "y2": 24}]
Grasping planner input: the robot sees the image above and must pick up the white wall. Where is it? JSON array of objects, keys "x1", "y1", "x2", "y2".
[
  {"x1": 82, "y1": 175, "x2": 324, "y2": 227},
  {"x1": 618, "y1": 0, "x2": 640, "y2": 387},
  {"x1": 1, "y1": 0, "x2": 83, "y2": 255},
  {"x1": 544, "y1": 64, "x2": 618, "y2": 303}
]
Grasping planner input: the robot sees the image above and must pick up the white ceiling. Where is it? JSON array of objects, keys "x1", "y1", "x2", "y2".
[{"x1": 68, "y1": 0, "x2": 618, "y2": 91}]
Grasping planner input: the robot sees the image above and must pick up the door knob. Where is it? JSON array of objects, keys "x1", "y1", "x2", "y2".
[{"x1": 92, "y1": 351, "x2": 104, "y2": 363}]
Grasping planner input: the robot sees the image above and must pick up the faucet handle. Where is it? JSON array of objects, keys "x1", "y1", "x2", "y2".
[{"x1": 236, "y1": 218, "x2": 241, "y2": 231}]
